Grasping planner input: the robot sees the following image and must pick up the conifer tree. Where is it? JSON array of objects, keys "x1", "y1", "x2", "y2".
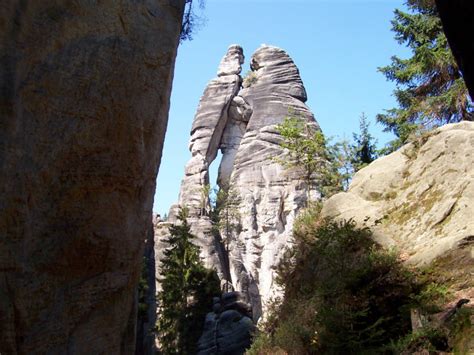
[
  {"x1": 156, "y1": 207, "x2": 220, "y2": 355},
  {"x1": 351, "y1": 113, "x2": 378, "y2": 171},
  {"x1": 378, "y1": 0, "x2": 472, "y2": 150},
  {"x1": 275, "y1": 114, "x2": 342, "y2": 201}
]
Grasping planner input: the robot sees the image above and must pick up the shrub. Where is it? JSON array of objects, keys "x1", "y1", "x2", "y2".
[
  {"x1": 243, "y1": 70, "x2": 258, "y2": 88},
  {"x1": 251, "y1": 216, "x2": 424, "y2": 354}
]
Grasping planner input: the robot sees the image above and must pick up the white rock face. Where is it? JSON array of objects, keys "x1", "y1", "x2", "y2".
[
  {"x1": 164, "y1": 46, "x2": 245, "y2": 282},
  {"x1": 161, "y1": 45, "x2": 320, "y2": 320},
  {"x1": 225, "y1": 46, "x2": 319, "y2": 319},
  {"x1": 322, "y1": 122, "x2": 474, "y2": 266}
]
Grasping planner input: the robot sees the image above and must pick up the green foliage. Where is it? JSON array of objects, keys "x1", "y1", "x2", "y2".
[
  {"x1": 181, "y1": 0, "x2": 205, "y2": 42},
  {"x1": 412, "y1": 282, "x2": 450, "y2": 313},
  {"x1": 351, "y1": 113, "x2": 378, "y2": 171},
  {"x1": 211, "y1": 184, "x2": 242, "y2": 240},
  {"x1": 449, "y1": 307, "x2": 474, "y2": 354},
  {"x1": 252, "y1": 215, "x2": 427, "y2": 354},
  {"x1": 243, "y1": 70, "x2": 258, "y2": 88},
  {"x1": 249, "y1": 209, "x2": 470, "y2": 354},
  {"x1": 156, "y1": 207, "x2": 220, "y2": 354},
  {"x1": 138, "y1": 257, "x2": 150, "y2": 317},
  {"x1": 199, "y1": 184, "x2": 212, "y2": 217},
  {"x1": 331, "y1": 138, "x2": 354, "y2": 191},
  {"x1": 378, "y1": 0, "x2": 472, "y2": 151},
  {"x1": 275, "y1": 114, "x2": 343, "y2": 201},
  {"x1": 388, "y1": 326, "x2": 448, "y2": 354}
]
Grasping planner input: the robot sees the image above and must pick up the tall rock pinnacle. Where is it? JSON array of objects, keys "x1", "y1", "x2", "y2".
[
  {"x1": 224, "y1": 46, "x2": 318, "y2": 319},
  {"x1": 165, "y1": 45, "x2": 244, "y2": 281},
  {"x1": 161, "y1": 45, "x2": 321, "y2": 320}
]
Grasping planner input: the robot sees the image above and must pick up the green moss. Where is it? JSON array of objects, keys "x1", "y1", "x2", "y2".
[
  {"x1": 384, "y1": 190, "x2": 398, "y2": 200},
  {"x1": 368, "y1": 191, "x2": 383, "y2": 201},
  {"x1": 450, "y1": 308, "x2": 474, "y2": 354},
  {"x1": 422, "y1": 247, "x2": 474, "y2": 291},
  {"x1": 388, "y1": 187, "x2": 443, "y2": 225}
]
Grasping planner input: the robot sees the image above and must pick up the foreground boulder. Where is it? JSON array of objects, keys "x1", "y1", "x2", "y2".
[
  {"x1": 197, "y1": 292, "x2": 255, "y2": 355},
  {"x1": 0, "y1": 1, "x2": 185, "y2": 353},
  {"x1": 322, "y1": 122, "x2": 474, "y2": 266}
]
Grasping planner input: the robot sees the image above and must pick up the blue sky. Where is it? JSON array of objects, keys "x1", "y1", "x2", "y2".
[{"x1": 154, "y1": 0, "x2": 409, "y2": 215}]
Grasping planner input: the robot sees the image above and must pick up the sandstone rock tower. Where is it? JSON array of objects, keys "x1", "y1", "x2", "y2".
[{"x1": 161, "y1": 45, "x2": 320, "y2": 320}]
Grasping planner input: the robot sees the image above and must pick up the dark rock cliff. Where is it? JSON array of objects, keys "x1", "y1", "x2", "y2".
[{"x1": 436, "y1": 0, "x2": 474, "y2": 100}]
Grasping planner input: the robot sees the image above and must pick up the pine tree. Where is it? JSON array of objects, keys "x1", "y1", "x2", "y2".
[
  {"x1": 351, "y1": 113, "x2": 378, "y2": 171},
  {"x1": 275, "y1": 114, "x2": 343, "y2": 201},
  {"x1": 156, "y1": 207, "x2": 220, "y2": 355},
  {"x1": 378, "y1": 0, "x2": 472, "y2": 151},
  {"x1": 332, "y1": 138, "x2": 354, "y2": 191}
]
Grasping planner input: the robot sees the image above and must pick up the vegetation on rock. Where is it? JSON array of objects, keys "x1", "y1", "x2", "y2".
[
  {"x1": 181, "y1": 0, "x2": 205, "y2": 41},
  {"x1": 247, "y1": 205, "x2": 469, "y2": 354},
  {"x1": 275, "y1": 112, "x2": 379, "y2": 198},
  {"x1": 378, "y1": 0, "x2": 472, "y2": 151},
  {"x1": 211, "y1": 185, "x2": 242, "y2": 246},
  {"x1": 156, "y1": 207, "x2": 220, "y2": 354},
  {"x1": 275, "y1": 115, "x2": 343, "y2": 201},
  {"x1": 351, "y1": 113, "x2": 378, "y2": 171},
  {"x1": 243, "y1": 70, "x2": 259, "y2": 88}
]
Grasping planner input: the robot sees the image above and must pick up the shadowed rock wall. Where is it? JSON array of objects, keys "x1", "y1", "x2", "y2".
[
  {"x1": 0, "y1": 1, "x2": 185, "y2": 353},
  {"x1": 436, "y1": 0, "x2": 474, "y2": 100}
]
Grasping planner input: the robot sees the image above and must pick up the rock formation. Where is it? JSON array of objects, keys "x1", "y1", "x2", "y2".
[
  {"x1": 162, "y1": 45, "x2": 320, "y2": 321},
  {"x1": 436, "y1": 0, "x2": 474, "y2": 100},
  {"x1": 227, "y1": 46, "x2": 318, "y2": 319},
  {"x1": 136, "y1": 220, "x2": 158, "y2": 355},
  {"x1": 197, "y1": 292, "x2": 255, "y2": 355},
  {"x1": 322, "y1": 122, "x2": 474, "y2": 266},
  {"x1": 0, "y1": 1, "x2": 185, "y2": 353},
  {"x1": 167, "y1": 45, "x2": 245, "y2": 281}
]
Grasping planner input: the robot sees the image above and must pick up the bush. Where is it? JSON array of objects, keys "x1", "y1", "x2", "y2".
[
  {"x1": 250, "y1": 215, "x2": 425, "y2": 354},
  {"x1": 243, "y1": 70, "x2": 258, "y2": 88}
]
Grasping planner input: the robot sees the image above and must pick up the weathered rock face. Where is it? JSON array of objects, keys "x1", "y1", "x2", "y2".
[
  {"x1": 0, "y1": 1, "x2": 185, "y2": 353},
  {"x1": 322, "y1": 122, "x2": 474, "y2": 266},
  {"x1": 197, "y1": 292, "x2": 255, "y2": 355},
  {"x1": 165, "y1": 45, "x2": 319, "y2": 321},
  {"x1": 170, "y1": 45, "x2": 245, "y2": 280},
  {"x1": 177, "y1": 45, "x2": 244, "y2": 216},
  {"x1": 227, "y1": 46, "x2": 318, "y2": 319},
  {"x1": 136, "y1": 219, "x2": 159, "y2": 355}
]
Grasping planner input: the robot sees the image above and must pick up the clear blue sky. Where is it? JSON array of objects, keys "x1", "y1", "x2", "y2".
[{"x1": 154, "y1": 0, "x2": 409, "y2": 215}]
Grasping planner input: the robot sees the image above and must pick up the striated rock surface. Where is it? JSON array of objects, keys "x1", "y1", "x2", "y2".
[
  {"x1": 322, "y1": 122, "x2": 474, "y2": 266},
  {"x1": 165, "y1": 45, "x2": 320, "y2": 321},
  {"x1": 170, "y1": 45, "x2": 245, "y2": 280},
  {"x1": 177, "y1": 45, "x2": 244, "y2": 216},
  {"x1": 0, "y1": 1, "x2": 185, "y2": 353},
  {"x1": 226, "y1": 46, "x2": 318, "y2": 319}
]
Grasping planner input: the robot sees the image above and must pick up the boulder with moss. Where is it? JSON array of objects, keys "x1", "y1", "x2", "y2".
[
  {"x1": 322, "y1": 122, "x2": 474, "y2": 267},
  {"x1": 322, "y1": 122, "x2": 474, "y2": 352}
]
